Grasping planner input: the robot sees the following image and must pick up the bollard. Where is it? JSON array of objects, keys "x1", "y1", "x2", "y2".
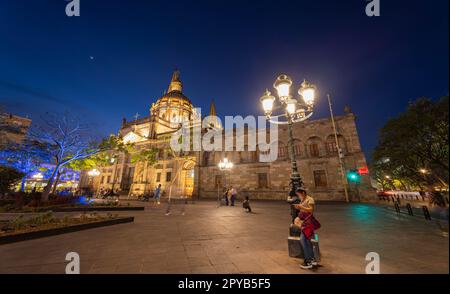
[
  {"x1": 422, "y1": 206, "x2": 432, "y2": 220},
  {"x1": 406, "y1": 203, "x2": 414, "y2": 216},
  {"x1": 394, "y1": 202, "x2": 400, "y2": 214}
]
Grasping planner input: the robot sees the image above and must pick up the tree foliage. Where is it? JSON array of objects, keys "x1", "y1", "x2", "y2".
[
  {"x1": 131, "y1": 148, "x2": 159, "y2": 166},
  {"x1": 29, "y1": 112, "x2": 133, "y2": 200},
  {"x1": 372, "y1": 97, "x2": 449, "y2": 190},
  {"x1": 0, "y1": 140, "x2": 51, "y2": 191},
  {"x1": 0, "y1": 165, "x2": 25, "y2": 194}
]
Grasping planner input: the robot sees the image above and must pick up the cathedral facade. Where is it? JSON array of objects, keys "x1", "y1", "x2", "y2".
[{"x1": 80, "y1": 71, "x2": 374, "y2": 201}]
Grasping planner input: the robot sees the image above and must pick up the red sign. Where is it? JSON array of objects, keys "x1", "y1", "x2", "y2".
[{"x1": 358, "y1": 167, "x2": 369, "y2": 175}]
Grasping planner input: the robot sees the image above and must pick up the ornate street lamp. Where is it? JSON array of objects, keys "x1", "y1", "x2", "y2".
[
  {"x1": 260, "y1": 74, "x2": 317, "y2": 201},
  {"x1": 87, "y1": 169, "x2": 100, "y2": 197},
  {"x1": 218, "y1": 157, "x2": 233, "y2": 170}
]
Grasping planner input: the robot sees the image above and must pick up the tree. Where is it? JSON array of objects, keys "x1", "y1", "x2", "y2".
[
  {"x1": 372, "y1": 97, "x2": 449, "y2": 190},
  {"x1": 0, "y1": 165, "x2": 25, "y2": 194},
  {"x1": 30, "y1": 112, "x2": 131, "y2": 201},
  {"x1": 0, "y1": 140, "x2": 51, "y2": 192},
  {"x1": 131, "y1": 148, "x2": 159, "y2": 165}
]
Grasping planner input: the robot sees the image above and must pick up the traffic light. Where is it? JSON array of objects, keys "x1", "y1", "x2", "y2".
[{"x1": 347, "y1": 169, "x2": 361, "y2": 183}]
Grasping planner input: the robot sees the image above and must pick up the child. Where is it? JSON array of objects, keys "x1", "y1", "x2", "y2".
[{"x1": 242, "y1": 196, "x2": 252, "y2": 213}]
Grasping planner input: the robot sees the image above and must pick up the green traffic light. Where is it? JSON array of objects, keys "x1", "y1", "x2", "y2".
[{"x1": 347, "y1": 170, "x2": 361, "y2": 183}]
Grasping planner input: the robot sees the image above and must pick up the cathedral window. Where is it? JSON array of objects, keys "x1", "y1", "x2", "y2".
[
  {"x1": 294, "y1": 144, "x2": 302, "y2": 156},
  {"x1": 258, "y1": 173, "x2": 269, "y2": 188},
  {"x1": 309, "y1": 143, "x2": 320, "y2": 157},
  {"x1": 326, "y1": 141, "x2": 338, "y2": 154},
  {"x1": 278, "y1": 145, "x2": 287, "y2": 158},
  {"x1": 156, "y1": 173, "x2": 161, "y2": 182},
  {"x1": 166, "y1": 172, "x2": 172, "y2": 182},
  {"x1": 203, "y1": 152, "x2": 210, "y2": 166},
  {"x1": 313, "y1": 170, "x2": 327, "y2": 187}
]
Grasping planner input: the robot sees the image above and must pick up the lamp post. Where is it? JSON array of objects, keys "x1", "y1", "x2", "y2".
[
  {"x1": 259, "y1": 74, "x2": 317, "y2": 201},
  {"x1": 87, "y1": 168, "x2": 100, "y2": 196},
  {"x1": 217, "y1": 158, "x2": 233, "y2": 207}
]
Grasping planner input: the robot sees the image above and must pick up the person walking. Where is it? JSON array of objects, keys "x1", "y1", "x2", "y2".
[
  {"x1": 293, "y1": 188, "x2": 321, "y2": 269},
  {"x1": 154, "y1": 184, "x2": 162, "y2": 206},
  {"x1": 223, "y1": 187, "x2": 230, "y2": 206},
  {"x1": 230, "y1": 187, "x2": 237, "y2": 206}
]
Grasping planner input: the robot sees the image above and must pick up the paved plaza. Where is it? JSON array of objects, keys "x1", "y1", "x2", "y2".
[{"x1": 0, "y1": 200, "x2": 448, "y2": 274}]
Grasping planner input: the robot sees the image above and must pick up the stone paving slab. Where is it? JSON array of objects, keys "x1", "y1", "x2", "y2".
[{"x1": 0, "y1": 201, "x2": 448, "y2": 274}]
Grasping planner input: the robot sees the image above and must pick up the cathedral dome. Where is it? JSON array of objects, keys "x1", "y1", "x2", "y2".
[
  {"x1": 156, "y1": 70, "x2": 192, "y2": 105},
  {"x1": 159, "y1": 89, "x2": 192, "y2": 105},
  {"x1": 150, "y1": 70, "x2": 195, "y2": 130}
]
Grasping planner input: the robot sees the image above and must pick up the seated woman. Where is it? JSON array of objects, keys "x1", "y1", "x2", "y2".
[{"x1": 293, "y1": 188, "x2": 321, "y2": 269}]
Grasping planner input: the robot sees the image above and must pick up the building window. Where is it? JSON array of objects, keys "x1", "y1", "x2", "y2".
[
  {"x1": 309, "y1": 143, "x2": 320, "y2": 157},
  {"x1": 313, "y1": 170, "x2": 327, "y2": 187},
  {"x1": 294, "y1": 144, "x2": 302, "y2": 156},
  {"x1": 258, "y1": 173, "x2": 269, "y2": 188},
  {"x1": 326, "y1": 141, "x2": 338, "y2": 154},
  {"x1": 158, "y1": 149, "x2": 165, "y2": 159},
  {"x1": 166, "y1": 172, "x2": 172, "y2": 182},
  {"x1": 101, "y1": 176, "x2": 105, "y2": 184},
  {"x1": 156, "y1": 173, "x2": 161, "y2": 182},
  {"x1": 203, "y1": 152, "x2": 210, "y2": 166},
  {"x1": 107, "y1": 176, "x2": 111, "y2": 183},
  {"x1": 215, "y1": 175, "x2": 223, "y2": 188},
  {"x1": 251, "y1": 151, "x2": 257, "y2": 162},
  {"x1": 278, "y1": 146, "x2": 287, "y2": 158}
]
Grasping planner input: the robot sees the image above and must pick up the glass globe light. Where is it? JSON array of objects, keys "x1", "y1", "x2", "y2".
[{"x1": 273, "y1": 74, "x2": 292, "y2": 100}]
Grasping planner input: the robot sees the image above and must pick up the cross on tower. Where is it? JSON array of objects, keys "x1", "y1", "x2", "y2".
[{"x1": 133, "y1": 112, "x2": 140, "y2": 121}]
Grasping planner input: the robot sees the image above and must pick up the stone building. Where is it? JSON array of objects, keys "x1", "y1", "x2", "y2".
[
  {"x1": 0, "y1": 113, "x2": 32, "y2": 146},
  {"x1": 80, "y1": 71, "x2": 374, "y2": 201}
]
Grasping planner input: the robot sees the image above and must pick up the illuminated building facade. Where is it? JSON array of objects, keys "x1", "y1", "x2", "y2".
[{"x1": 80, "y1": 71, "x2": 374, "y2": 201}]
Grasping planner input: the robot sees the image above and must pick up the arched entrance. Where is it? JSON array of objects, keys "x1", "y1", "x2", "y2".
[{"x1": 182, "y1": 160, "x2": 196, "y2": 198}]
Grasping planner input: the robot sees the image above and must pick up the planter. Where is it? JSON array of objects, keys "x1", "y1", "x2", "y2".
[{"x1": 0, "y1": 217, "x2": 134, "y2": 245}]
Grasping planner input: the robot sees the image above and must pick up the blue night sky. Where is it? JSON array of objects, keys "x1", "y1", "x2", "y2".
[{"x1": 0, "y1": 0, "x2": 448, "y2": 160}]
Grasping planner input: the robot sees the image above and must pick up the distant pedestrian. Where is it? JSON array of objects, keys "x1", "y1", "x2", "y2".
[
  {"x1": 223, "y1": 187, "x2": 230, "y2": 206},
  {"x1": 293, "y1": 188, "x2": 321, "y2": 270},
  {"x1": 230, "y1": 187, "x2": 237, "y2": 206},
  {"x1": 154, "y1": 184, "x2": 162, "y2": 206},
  {"x1": 243, "y1": 196, "x2": 252, "y2": 213}
]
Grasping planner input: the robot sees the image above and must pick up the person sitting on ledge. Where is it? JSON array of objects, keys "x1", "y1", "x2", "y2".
[{"x1": 293, "y1": 188, "x2": 321, "y2": 270}]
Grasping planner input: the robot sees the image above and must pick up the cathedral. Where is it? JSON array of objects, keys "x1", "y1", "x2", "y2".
[{"x1": 80, "y1": 71, "x2": 374, "y2": 201}]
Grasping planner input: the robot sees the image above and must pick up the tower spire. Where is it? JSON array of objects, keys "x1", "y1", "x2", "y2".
[
  {"x1": 208, "y1": 100, "x2": 222, "y2": 129},
  {"x1": 168, "y1": 69, "x2": 182, "y2": 92},
  {"x1": 209, "y1": 100, "x2": 217, "y2": 116}
]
